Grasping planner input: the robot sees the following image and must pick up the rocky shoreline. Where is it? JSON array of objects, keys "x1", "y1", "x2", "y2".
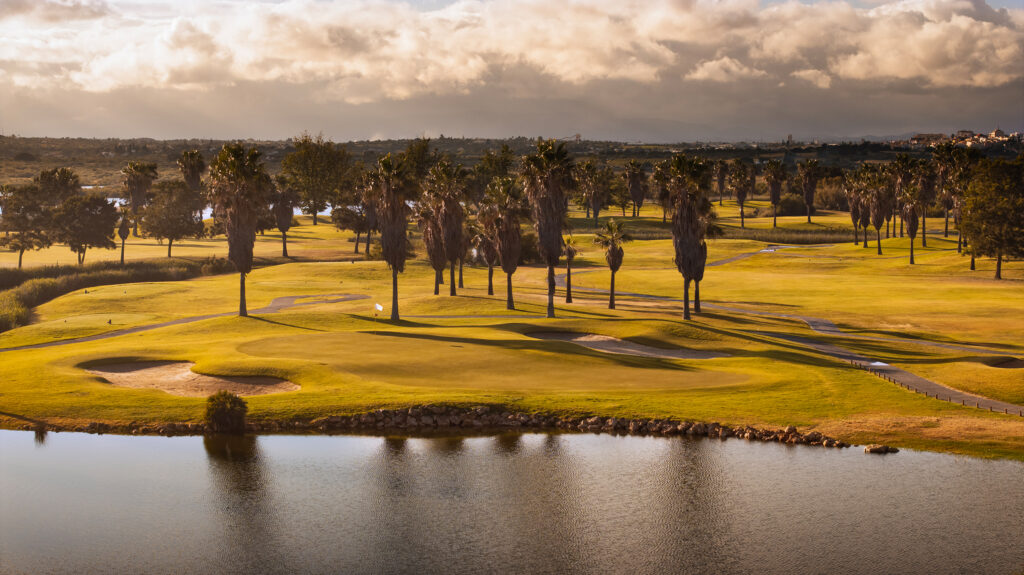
[{"x1": 5, "y1": 404, "x2": 857, "y2": 449}]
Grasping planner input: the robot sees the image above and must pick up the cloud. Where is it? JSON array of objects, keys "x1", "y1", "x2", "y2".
[
  {"x1": 0, "y1": 0, "x2": 1020, "y2": 139},
  {"x1": 686, "y1": 56, "x2": 768, "y2": 82},
  {"x1": 791, "y1": 69, "x2": 833, "y2": 89}
]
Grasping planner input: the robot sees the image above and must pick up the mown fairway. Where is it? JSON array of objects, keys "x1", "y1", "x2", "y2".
[{"x1": 2, "y1": 207, "x2": 1022, "y2": 460}]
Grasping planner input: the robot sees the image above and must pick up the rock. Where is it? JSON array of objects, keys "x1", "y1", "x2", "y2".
[
  {"x1": 864, "y1": 444, "x2": 898, "y2": 454},
  {"x1": 784, "y1": 425, "x2": 797, "y2": 434}
]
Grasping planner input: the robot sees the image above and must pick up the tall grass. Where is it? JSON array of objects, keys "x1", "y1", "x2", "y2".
[
  {"x1": 0, "y1": 258, "x2": 235, "y2": 332},
  {"x1": 720, "y1": 226, "x2": 852, "y2": 245}
]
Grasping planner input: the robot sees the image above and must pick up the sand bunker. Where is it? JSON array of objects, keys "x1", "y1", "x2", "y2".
[
  {"x1": 531, "y1": 332, "x2": 728, "y2": 360},
  {"x1": 86, "y1": 361, "x2": 299, "y2": 397},
  {"x1": 989, "y1": 357, "x2": 1024, "y2": 369}
]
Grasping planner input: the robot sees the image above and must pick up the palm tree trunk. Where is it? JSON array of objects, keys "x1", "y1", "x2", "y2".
[
  {"x1": 921, "y1": 214, "x2": 927, "y2": 247},
  {"x1": 909, "y1": 239, "x2": 915, "y2": 265},
  {"x1": 239, "y1": 272, "x2": 247, "y2": 317},
  {"x1": 592, "y1": 206, "x2": 599, "y2": 227},
  {"x1": 487, "y1": 265, "x2": 494, "y2": 296},
  {"x1": 312, "y1": 212, "x2": 318, "y2": 225},
  {"x1": 608, "y1": 270, "x2": 615, "y2": 309},
  {"x1": 899, "y1": 215, "x2": 904, "y2": 237},
  {"x1": 18, "y1": 249, "x2": 24, "y2": 269},
  {"x1": 944, "y1": 210, "x2": 949, "y2": 237},
  {"x1": 995, "y1": 250, "x2": 1002, "y2": 280},
  {"x1": 390, "y1": 267, "x2": 399, "y2": 321},
  {"x1": 458, "y1": 258, "x2": 464, "y2": 288},
  {"x1": 957, "y1": 233, "x2": 962, "y2": 254},
  {"x1": 662, "y1": 208, "x2": 666, "y2": 223},
  {"x1": 354, "y1": 232, "x2": 361, "y2": 253},
  {"x1": 167, "y1": 239, "x2": 173, "y2": 258},
  {"x1": 773, "y1": 205, "x2": 777, "y2": 228},
  {"x1": 546, "y1": 265, "x2": 555, "y2": 318},
  {"x1": 739, "y1": 204, "x2": 745, "y2": 228},
  {"x1": 434, "y1": 269, "x2": 440, "y2": 295},
  {"x1": 449, "y1": 262, "x2": 456, "y2": 296},
  {"x1": 120, "y1": 239, "x2": 125, "y2": 265},
  {"x1": 585, "y1": 206, "x2": 590, "y2": 219},
  {"x1": 365, "y1": 231, "x2": 371, "y2": 255},
  {"x1": 683, "y1": 278, "x2": 691, "y2": 320},
  {"x1": 806, "y1": 203, "x2": 811, "y2": 224},
  {"x1": 863, "y1": 226, "x2": 868, "y2": 248},
  {"x1": 876, "y1": 229, "x2": 882, "y2": 255},
  {"x1": 282, "y1": 231, "x2": 288, "y2": 257},
  {"x1": 970, "y1": 252, "x2": 975, "y2": 270},
  {"x1": 565, "y1": 261, "x2": 573, "y2": 303},
  {"x1": 694, "y1": 280, "x2": 701, "y2": 313},
  {"x1": 854, "y1": 224, "x2": 859, "y2": 245},
  {"x1": 506, "y1": 272, "x2": 515, "y2": 310}
]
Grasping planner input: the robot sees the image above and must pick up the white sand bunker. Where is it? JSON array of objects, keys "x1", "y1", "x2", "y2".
[
  {"x1": 86, "y1": 361, "x2": 299, "y2": 397},
  {"x1": 531, "y1": 332, "x2": 728, "y2": 360}
]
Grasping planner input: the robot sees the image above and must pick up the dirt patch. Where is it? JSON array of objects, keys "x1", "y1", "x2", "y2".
[
  {"x1": 530, "y1": 332, "x2": 729, "y2": 360},
  {"x1": 86, "y1": 361, "x2": 299, "y2": 397}
]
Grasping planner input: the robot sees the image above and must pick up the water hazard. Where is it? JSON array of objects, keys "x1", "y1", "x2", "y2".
[{"x1": 1, "y1": 430, "x2": 1022, "y2": 574}]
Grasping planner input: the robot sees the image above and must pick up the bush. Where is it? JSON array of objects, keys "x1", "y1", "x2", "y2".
[
  {"x1": 816, "y1": 181, "x2": 849, "y2": 211},
  {"x1": 519, "y1": 231, "x2": 542, "y2": 265},
  {"x1": 755, "y1": 193, "x2": 808, "y2": 217},
  {"x1": 204, "y1": 391, "x2": 248, "y2": 434}
]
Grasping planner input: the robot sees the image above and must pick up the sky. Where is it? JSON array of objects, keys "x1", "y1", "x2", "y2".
[{"x1": 0, "y1": 0, "x2": 1022, "y2": 142}]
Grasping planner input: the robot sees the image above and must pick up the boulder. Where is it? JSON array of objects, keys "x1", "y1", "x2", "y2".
[{"x1": 864, "y1": 444, "x2": 899, "y2": 454}]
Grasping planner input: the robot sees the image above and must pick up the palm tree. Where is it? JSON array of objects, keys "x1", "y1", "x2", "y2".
[
  {"x1": 207, "y1": 144, "x2": 270, "y2": 317},
  {"x1": 916, "y1": 160, "x2": 937, "y2": 247},
  {"x1": 652, "y1": 160, "x2": 671, "y2": 223},
  {"x1": 797, "y1": 159, "x2": 820, "y2": 223},
  {"x1": 623, "y1": 160, "x2": 647, "y2": 217},
  {"x1": 121, "y1": 161, "x2": 158, "y2": 237},
  {"x1": 668, "y1": 153, "x2": 712, "y2": 320},
  {"x1": 471, "y1": 216, "x2": 499, "y2": 296},
  {"x1": 713, "y1": 160, "x2": 728, "y2": 206},
  {"x1": 417, "y1": 192, "x2": 447, "y2": 295},
  {"x1": 270, "y1": 176, "x2": 298, "y2": 257},
  {"x1": 117, "y1": 208, "x2": 131, "y2": 265},
  {"x1": 372, "y1": 153, "x2": 415, "y2": 320},
  {"x1": 870, "y1": 189, "x2": 887, "y2": 255},
  {"x1": 903, "y1": 202, "x2": 919, "y2": 264},
  {"x1": 890, "y1": 154, "x2": 915, "y2": 237},
  {"x1": 763, "y1": 159, "x2": 785, "y2": 228},
  {"x1": 729, "y1": 159, "x2": 751, "y2": 228},
  {"x1": 594, "y1": 219, "x2": 631, "y2": 309},
  {"x1": 845, "y1": 173, "x2": 861, "y2": 245},
  {"x1": 35, "y1": 167, "x2": 82, "y2": 206},
  {"x1": 484, "y1": 176, "x2": 523, "y2": 310},
  {"x1": 522, "y1": 140, "x2": 573, "y2": 318},
  {"x1": 177, "y1": 150, "x2": 206, "y2": 193},
  {"x1": 563, "y1": 235, "x2": 579, "y2": 303},
  {"x1": 573, "y1": 160, "x2": 606, "y2": 226},
  {"x1": 425, "y1": 160, "x2": 467, "y2": 296}
]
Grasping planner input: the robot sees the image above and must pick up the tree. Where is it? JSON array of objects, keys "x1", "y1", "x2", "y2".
[
  {"x1": 208, "y1": 143, "x2": 270, "y2": 317},
  {"x1": 471, "y1": 216, "x2": 499, "y2": 296},
  {"x1": 563, "y1": 235, "x2": 579, "y2": 303},
  {"x1": 121, "y1": 161, "x2": 158, "y2": 237},
  {"x1": 51, "y1": 195, "x2": 119, "y2": 265},
  {"x1": 797, "y1": 159, "x2": 820, "y2": 223},
  {"x1": 669, "y1": 154, "x2": 713, "y2": 320},
  {"x1": 484, "y1": 176, "x2": 524, "y2": 310},
  {"x1": 417, "y1": 190, "x2": 447, "y2": 295},
  {"x1": 468, "y1": 145, "x2": 515, "y2": 206},
  {"x1": 270, "y1": 176, "x2": 299, "y2": 257},
  {"x1": 0, "y1": 185, "x2": 50, "y2": 268},
  {"x1": 117, "y1": 208, "x2": 131, "y2": 265},
  {"x1": 573, "y1": 160, "x2": 607, "y2": 226},
  {"x1": 177, "y1": 150, "x2": 206, "y2": 193},
  {"x1": 729, "y1": 159, "x2": 751, "y2": 228},
  {"x1": 332, "y1": 202, "x2": 371, "y2": 254},
  {"x1": 846, "y1": 181, "x2": 862, "y2": 245},
  {"x1": 916, "y1": 160, "x2": 937, "y2": 247},
  {"x1": 652, "y1": 160, "x2": 672, "y2": 223},
  {"x1": 140, "y1": 180, "x2": 205, "y2": 257},
  {"x1": 594, "y1": 219, "x2": 631, "y2": 309},
  {"x1": 522, "y1": 139, "x2": 573, "y2": 318},
  {"x1": 428, "y1": 160, "x2": 468, "y2": 296},
  {"x1": 960, "y1": 159, "x2": 1024, "y2": 280},
  {"x1": 35, "y1": 167, "x2": 81, "y2": 206},
  {"x1": 890, "y1": 154, "x2": 915, "y2": 237},
  {"x1": 713, "y1": 160, "x2": 728, "y2": 206},
  {"x1": 372, "y1": 153, "x2": 416, "y2": 321},
  {"x1": 281, "y1": 133, "x2": 351, "y2": 225},
  {"x1": 623, "y1": 160, "x2": 648, "y2": 217},
  {"x1": 763, "y1": 159, "x2": 785, "y2": 228}
]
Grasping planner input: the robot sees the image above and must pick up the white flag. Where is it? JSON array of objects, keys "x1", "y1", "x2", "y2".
[{"x1": 375, "y1": 303, "x2": 384, "y2": 311}]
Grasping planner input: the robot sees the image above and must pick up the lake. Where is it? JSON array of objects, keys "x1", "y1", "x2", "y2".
[{"x1": 1, "y1": 430, "x2": 1022, "y2": 574}]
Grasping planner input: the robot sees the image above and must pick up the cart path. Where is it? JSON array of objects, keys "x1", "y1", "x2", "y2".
[{"x1": 0, "y1": 293, "x2": 369, "y2": 353}]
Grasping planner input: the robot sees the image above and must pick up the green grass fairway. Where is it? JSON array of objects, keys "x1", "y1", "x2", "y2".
[{"x1": 2, "y1": 207, "x2": 1022, "y2": 460}]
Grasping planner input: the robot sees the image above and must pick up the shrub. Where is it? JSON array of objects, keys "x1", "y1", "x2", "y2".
[
  {"x1": 755, "y1": 193, "x2": 807, "y2": 217},
  {"x1": 519, "y1": 231, "x2": 542, "y2": 265},
  {"x1": 204, "y1": 391, "x2": 248, "y2": 434},
  {"x1": 816, "y1": 181, "x2": 849, "y2": 211}
]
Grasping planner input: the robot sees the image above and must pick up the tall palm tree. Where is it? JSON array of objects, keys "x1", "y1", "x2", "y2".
[
  {"x1": 890, "y1": 154, "x2": 915, "y2": 237},
  {"x1": 522, "y1": 140, "x2": 573, "y2": 318},
  {"x1": 870, "y1": 188, "x2": 887, "y2": 255},
  {"x1": 729, "y1": 159, "x2": 751, "y2": 228},
  {"x1": 117, "y1": 208, "x2": 131, "y2": 265},
  {"x1": 713, "y1": 160, "x2": 729, "y2": 206},
  {"x1": 623, "y1": 160, "x2": 647, "y2": 217},
  {"x1": 431, "y1": 161, "x2": 467, "y2": 296},
  {"x1": 573, "y1": 160, "x2": 606, "y2": 226},
  {"x1": 797, "y1": 159, "x2": 820, "y2": 224},
  {"x1": 563, "y1": 235, "x2": 579, "y2": 303},
  {"x1": 177, "y1": 150, "x2": 206, "y2": 193},
  {"x1": 763, "y1": 159, "x2": 785, "y2": 228},
  {"x1": 417, "y1": 192, "x2": 447, "y2": 295},
  {"x1": 668, "y1": 153, "x2": 712, "y2": 320},
  {"x1": 847, "y1": 183, "x2": 862, "y2": 245},
  {"x1": 652, "y1": 160, "x2": 671, "y2": 223},
  {"x1": 903, "y1": 202, "x2": 919, "y2": 265},
  {"x1": 207, "y1": 144, "x2": 270, "y2": 317},
  {"x1": 121, "y1": 161, "x2": 158, "y2": 237},
  {"x1": 484, "y1": 176, "x2": 523, "y2": 310},
  {"x1": 471, "y1": 215, "x2": 499, "y2": 296},
  {"x1": 372, "y1": 153, "x2": 414, "y2": 321},
  {"x1": 594, "y1": 219, "x2": 631, "y2": 309},
  {"x1": 916, "y1": 159, "x2": 937, "y2": 247}
]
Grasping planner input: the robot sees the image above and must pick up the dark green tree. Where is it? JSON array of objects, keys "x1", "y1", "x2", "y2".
[
  {"x1": 594, "y1": 219, "x2": 631, "y2": 309},
  {"x1": 0, "y1": 185, "x2": 51, "y2": 268},
  {"x1": 281, "y1": 133, "x2": 351, "y2": 225},
  {"x1": 140, "y1": 180, "x2": 205, "y2": 257},
  {"x1": 960, "y1": 159, "x2": 1024, "y2": 280},
  {"x1": 51, "y1": 195, "x2": 119, "y2": 265},
  {"x1": 121, "y1": 161, "x2": 158, "y2": 237}
]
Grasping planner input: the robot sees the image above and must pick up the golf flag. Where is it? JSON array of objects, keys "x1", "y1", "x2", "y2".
[{"x1": 375, "y1": 303, "x2": 384, "y2": 312}]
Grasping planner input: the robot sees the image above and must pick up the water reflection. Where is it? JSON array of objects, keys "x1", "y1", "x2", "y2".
[{"x1": 32, "y1": 425, "x2": 47, "y2": 446}]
